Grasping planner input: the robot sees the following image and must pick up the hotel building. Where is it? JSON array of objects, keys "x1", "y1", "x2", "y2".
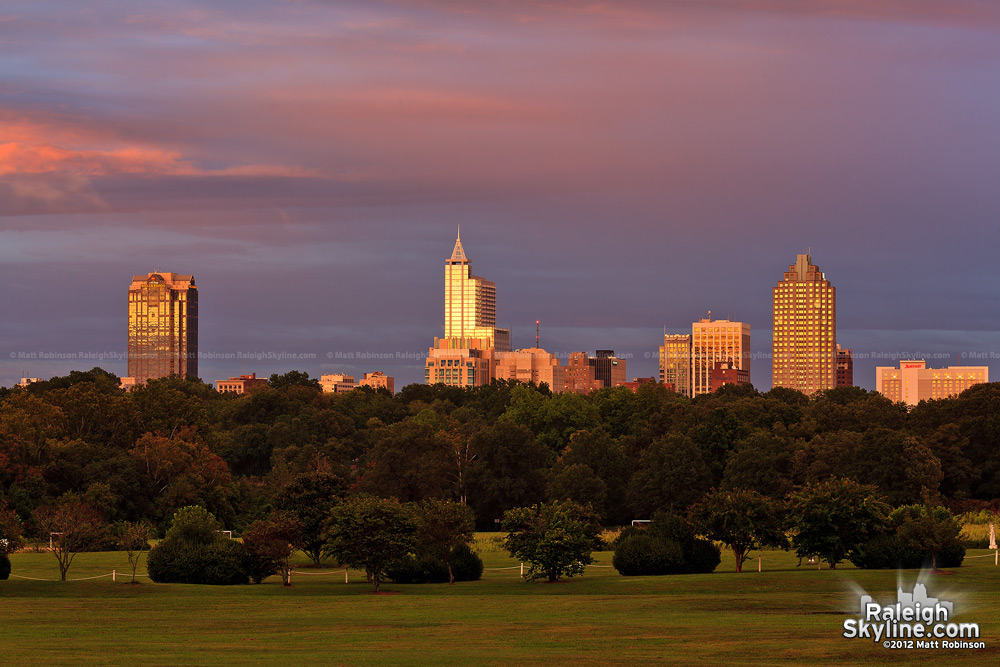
[
  {"x1": 772, "y1": 254, "x2": 836, "y2": 395},
  {"x1": 875, "y1": 360, "x2": 988, "y2": 407},
  {"x1": 126, "y1": 272, "x2": 198, "y2": 384},
  {"x1": 691, "y1": 316, "x2": 750, "y2": 397}
]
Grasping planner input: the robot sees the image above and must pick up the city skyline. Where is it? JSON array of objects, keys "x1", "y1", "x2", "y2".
[{"x1": 3, "y1": 2, "x2": 1000, "y2": 390}]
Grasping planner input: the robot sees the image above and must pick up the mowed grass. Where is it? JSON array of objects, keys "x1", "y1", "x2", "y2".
[{"x1": 2, "y1": 542, "x2": 999, "y2": 666}]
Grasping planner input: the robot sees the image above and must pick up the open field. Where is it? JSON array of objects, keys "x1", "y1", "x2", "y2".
[{"x1": 2, "y1": 544, "x2": 999, "y2": 666}]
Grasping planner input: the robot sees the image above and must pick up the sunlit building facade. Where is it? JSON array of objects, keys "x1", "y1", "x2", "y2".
[
  {"x1": 772, "y1": 254, "x2": 836, "y2": 395},
  {"x1": 563, "y1": 352, "x2": 605, "y2": 394},
  {"x1": 320, "y1": 373, "x2": 357, "y2": 393},
  {"x1": 359, "y1": 371, "x2": 394, "y2": 394},
  {"x1": 691, "y1": 316, "x2": 750, "y2": 397},
  {"x1": 444, "y1": 230, "x2": 510, "y2": 352},
  {"x1": 495, "y1": 347, "x2": 564, "y2": 390},
  {"x1": 425, "y1": 337, "x2": 494, "y2": 387},
  {"x1": 215, "y1": 373, "x2": 268, "y2": 394},
  {"x1": 659, "y1": 334, "x2": 692, "y2": 397},
  {"x1": 127, "y1": 272, "x2": 198, "y2": 384},
  {"x1": 836, "y1": 345, "x2": 854, "y2": 387},
  {"x1": 876, "y1": 360, "x2": 988, "y2": 407}
]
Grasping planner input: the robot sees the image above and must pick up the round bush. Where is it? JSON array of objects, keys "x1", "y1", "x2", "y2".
[
  {"x1": 612, "y1": 534, "x2": 684, "y2": 576},
  {"x1": 387, "y1": 554, "x2": 449, "y2": 584},
  {"x1": 850, "y1": 534, "x2": 923, "y2": 569},
  {"x1": 0, "y1": 553, "x2": 10, "y2": 580},
  {"x1": 449, "y1": 543, "x2": 484, "y2": 582},
  {"x1": 936, "y1": 543, "x2": 966, "y2": 569},
  {"x1": 147, "y1": 540, "x2": 249, "y2": 585},
  {"x1": 683, "y1": 538, "x2": 721, "y2": 574}
]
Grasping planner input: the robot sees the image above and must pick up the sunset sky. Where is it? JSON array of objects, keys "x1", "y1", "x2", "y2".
[{"x1": 2, "y1": 1, "x2": 1000, "y2": 390}]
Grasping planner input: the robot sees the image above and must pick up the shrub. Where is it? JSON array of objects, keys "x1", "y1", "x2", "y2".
[
  {"x1": 937, "y1": 543, "x2": 965, "y2": 569},
  {"x1": 0, "y1": 553, "x2": 10, "y2": 580},
  {"x1": 684, "y1": 537, "x2": 722, "y2": 574},
  {"x1": 612, "y1": 534, "x2": 684, "y2": 576},
  {"x1": 388, "y1": 544, "x2": 484, "y2": 584},
  {"x1": 850, "y1": 534, "x2": 923, "y2": 569},
  {"x1": 147, "y1": 540, "x2": 249, "y2": 585}
]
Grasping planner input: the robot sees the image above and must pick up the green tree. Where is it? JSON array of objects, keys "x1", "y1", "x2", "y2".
[
  {"x1": 0, "y1": 500, "x2": 25, "y2": 555},
  {"x1": 787, "y1": 478, "x2": 890, "y2": 569},
  {"x1": 268, "y1": 371, "x2": 321, "y2": 390},
  {"x1": 242, "y1": 511, "x2": 302, "y2": 585},
  {"x1": 33, "y1": 499, "x2": 108, "y2": 581},
  {"x1": 691, "y1": 489, "x2": 788, "y2": 572},
  {"x1": 501, "y1": 500, "x2": 601, "y2": 582},
  {"x1": 358, "y1": 420, "x2": 455, "y2": 502},
  {"x1": 893, "y1": 505, "x2": 963, "y2": 571},
  {"x1": 466, "y1": 422, "x2": 547, "y2": 528},
  {"x1": 275, "y1": 471, "x2": 349, "y2": 566},
  {"x1": 627, "y1": 435, "x2": 712, "y2": 518},
  {"x1": 323, "y1": 496, "x2": 416, "y2": 592},
  {"x1": 415, "y1": 499, "x2": 476, "y2": 584},
  {"x1": 164, "y1": 505, "x2": 222, "y2": 545}
]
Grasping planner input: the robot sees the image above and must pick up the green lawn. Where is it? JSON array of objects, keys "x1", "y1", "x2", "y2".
[{"x1": 2, "y1": 544, "x2": 998, "y2": 666}]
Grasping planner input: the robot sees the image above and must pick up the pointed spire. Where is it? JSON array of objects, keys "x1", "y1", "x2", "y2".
[{"x1": 449, "y1": 226, "x2": 468, "y2": 262}]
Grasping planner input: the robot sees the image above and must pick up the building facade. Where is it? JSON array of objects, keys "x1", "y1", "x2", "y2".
[
  {"x1": 216, "y1": 373, "x2": 268, "y2": 394},
  {"x1": 495, "y1": 348, "x2": 564, "y2": 390},
  {"x1": 590, "y1": 350, "x2": 627, "y2": 389},
  {"x1": 711, "y1": 361, "x2": 750, "y2": 392},
  {"x1": 444, "y1": 230, "x2": 510, "y2": 352},
  {"x1": 563, "y1": 352, "x2": 605, "y2": 394},
  {"x1": 659, "y1": 334, "x2": 692, "y2": 397},
  {"x1": 320, "y1": 373, "x2": 357, "y2": 393},
  {"x1": 425, "y1": 337, "x2": 495, "y2": 387},
  {"x1": 691, "y1": 316, "x2": 750, "y2": 397},
  {"x1": 127, "y1": 272, "x2": 198, "y2": 384},
  {"x1": 875, "y1": 360, "x2": 988, "y2": 406},
  {"x1": 359, "y1": 371, "x2": 394, "y2": 394},
  {"x1": 772, "y1": 254, "x2": 837, "y2": 395},
  {"x1": 836, "y1": 345, "x2": 854, "y2": 388}
]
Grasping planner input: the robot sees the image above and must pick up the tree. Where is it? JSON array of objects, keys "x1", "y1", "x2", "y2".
[
  {"x1": 893, "y1": 505, "x2": 963, "y2": 571},
  {"x1": 268, "y1": 371, "x2": 321, "y2": 390},
  {"x1": 787, "y1": 478, "x2": 890, "y2": 569},
  {"x1": 415, "y1": 499, "x2": 475, "y2": 584},
  {"x1": 275, "y1": 471, "x2": 348, "y2": 566},
  {"x1": 466, "y1": 422, "x2": 548, "y2": 528},
  {"x1": 242, "y1": 511, "x2": 302, "y2": 585},
  {"x1": 33, "y1": 499, "x2": 108, "y2": 581},
  {"x1": 627, "y1": 435, "x2": 712, "y2": 518},
  {"x1": 0, "y1": 500, "x2": 25, "y2": 555},
  {"x1": 117, "y1": 520, "x2": 153, "y2": 584},
  {"x1": 691, "y1": 489, "x2": 787, "y2": 572},
  {"x1": 357, "y1": 420, "x2": 456, "y2": 502},
  {"x1": 323, "y1": 496, "x2": 416, "y2": 592},
  {"x1": 501, "y1": 500, "x2": 601, "y2": 582}
]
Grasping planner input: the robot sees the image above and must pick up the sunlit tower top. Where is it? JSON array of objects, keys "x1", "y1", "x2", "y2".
[
  {"x1": 444, "y1": 229, "x2": 510, "y2": 351},
  {"x1": 772, "y1": 253, "x2": 836, "y2": 395},
  {"x1": 127, "y1": 272, "x2": 198, "y2": 384}
]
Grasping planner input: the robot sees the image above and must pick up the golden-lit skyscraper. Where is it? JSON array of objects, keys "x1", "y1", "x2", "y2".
[
  {"x1": 127, "y1": 272, "x2": 198, "y2": 384},
  {"x1": 772, "y1": 254, "x2": 836, "y2": 395},
  {"x1": 444, "y1": 229, "x2": 510, "y2": 351},
  {"x1": 691, "y1": 316, "x2": 750, "y2": 396},
  {"x1": 659, "y1": 333, "x2": 692, "y2": 397}
]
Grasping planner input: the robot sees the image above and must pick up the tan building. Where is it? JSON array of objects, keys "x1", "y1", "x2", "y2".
[
  {"x1": 216, "y1": 373, "x2": 269, "y2": 394},
  {"x1": 691, "y1": 316, "x2": 750, "y2": 397},
  {"x1": 359, "y1": 371, "x2": 394, "y2": 394},
  {"x1": 772, "y1": 254, "x2": 837, "y2": 395},
  {"x1": 320, "y1": 373, "x2": 357, "y2": 393},
  {"x1": 563, "y1": 352, "x2": 604, "y2": 394},
  {"x1": 127, "y1": 272, "x2": 198, "y2": 384},
  {"x1": 495, "y1": 347, "x2": 564, "y2": 390},
  {"x1": 444, "y1": 229, "x2": 510, "y2": 352},
  {"x1": 876, "y1": 360, "x2": 988, "y2": 406},
  {"x1": 18, "y1": 377, "x2": 42, "y2": 388},
  {"x1": 659, "y1": 334, "x2": 692, "y2": 397},
  {"x1": 425, "y1": 337, "x2": 495, "y2": 387}
]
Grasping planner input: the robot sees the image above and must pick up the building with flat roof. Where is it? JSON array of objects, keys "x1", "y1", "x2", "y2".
[
  {"x1": 320, "y1": 373, "x2": 358, "y2": 393},
  {"x1": 425, "y1": 337, "x2": 495, "y2": 387},
  {"x1": 711, "y1": 361, "x2": 750, "y2": 392},
  {"x1": 691, "y1": 316, "x2": 750, "y2": 397},
  {"x1": 495, "y1": 347, "x2": 564, "y2": 390},
  {"x1": 216, "y1": 373, "x2": 268, "y2": 394},
  {"x1": 359, "y1": 371, "x2": 394, "y2": 394},
  {"x1": 875, "y1": 360, "x2": 988, "y2": 406},
  {"x1": 836, "y1": 345, "x2": 854, "y2": 388},
  {"x1": 590, "y1": 350, "x2": 627, "y2": 389},
  {"x1": 772, "y1": 254, "x2": 836, "y2": 395},
  {"x1": 127, "y1": 272, "x2": 198, "y2": 384},
  {"x1": 563, "y1": 352, "x2": 605, "y2": 394},
  {"x1": 659, "y1": 334, "x2": 692, "y2": 397}
]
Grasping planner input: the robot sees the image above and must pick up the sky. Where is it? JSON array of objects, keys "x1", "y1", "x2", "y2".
[{"x1": 2, "y1": 0, "x2": 1000, "y2": 391}]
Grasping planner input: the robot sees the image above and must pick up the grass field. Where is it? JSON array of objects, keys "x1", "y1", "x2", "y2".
[{"x1": 2, "y1": 542, "x2": 998, "y2": 666}]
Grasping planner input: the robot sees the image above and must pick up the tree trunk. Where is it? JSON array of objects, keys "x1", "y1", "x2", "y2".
[
  {"x1": 734, "y1": 548, "x2": 743, "y2": 573},
  {"x1": 446, "y1": 560, "x2": 455, "y2": 585}
]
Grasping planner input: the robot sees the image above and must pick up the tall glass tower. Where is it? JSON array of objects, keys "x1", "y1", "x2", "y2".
[
  {"x1": 443, "y1": 230, "x2": 510, "y2": 351},
  {"x1": 772, "y1": 254, "x2": 836, "y2": 395},
  {"x1": 127, "y1": 272, "x2": 198, "y2": 383}
]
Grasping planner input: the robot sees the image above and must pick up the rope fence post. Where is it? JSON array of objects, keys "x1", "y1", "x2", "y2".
[{"x1": 112, "y1": 569, "x2": 115, "y2": 583}]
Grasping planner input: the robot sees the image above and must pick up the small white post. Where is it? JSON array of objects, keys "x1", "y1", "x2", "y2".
[
  {"x1": 520, "y1": 562, "x2": 524, "y2": 578},
  {"x1": 112, "y1": 569, "x2": 116, "y2": 583},
  {"x1": 758, "y1": 556, "x2": 761, "y2": 573},
  {"x1": 995, "y1": 550, "x2": 998, "y2": 567},
  {"x1": 345, "y1": 567, "x2": 349, "y2": 584},
  {"x1": 817, "y1": 560, "x2": 821, "y2": 571}
]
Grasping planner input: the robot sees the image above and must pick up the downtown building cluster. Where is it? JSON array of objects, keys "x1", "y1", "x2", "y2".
[{"x1": 60, "y1": 240, "x2": 987, "y2": 406}]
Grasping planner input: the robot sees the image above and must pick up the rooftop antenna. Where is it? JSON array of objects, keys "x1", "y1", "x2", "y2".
[{"x1": 536, "y1": 320, "x2": 540, "y2": 348}]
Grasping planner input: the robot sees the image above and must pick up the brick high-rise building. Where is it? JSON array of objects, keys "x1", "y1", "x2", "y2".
[
  {"x1": 127, "y1": 272, "x2": 198, "y2": 384},
  {"x1": 836, "y1": 345, "x2": 854, "y2": 388},
  {"x1": 772, "y1": 254, "x2": 837, "y2": 395},
  {"x1": 691, "y1": 316, "x2": 750, "y2": 397},
  {"x1": 444, "y1": 228, "x2": 510, "y2": 352}
]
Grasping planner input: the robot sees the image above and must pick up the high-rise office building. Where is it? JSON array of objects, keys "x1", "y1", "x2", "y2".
[
  {"x1": 590, "y1": 350, "x2": 627, "y2": 388},
  {"x1": 127, "y1": 272, "x2": 198, "y2": 384},
  {"x1": 836, "y1": 345, "x2": 854, "y2": 388},
  {"x1": 659, "y1": 334, "x2": 692, "y2": 397},
  {"x1": 444, "y1": 229, "x2": 510, "y2": 352},
  {"x1": 691, "y1": 316, "x2": 750, "y2": 396},
  {"x1": 772, "y1": 254, "x2": 836, "y2": 395}
]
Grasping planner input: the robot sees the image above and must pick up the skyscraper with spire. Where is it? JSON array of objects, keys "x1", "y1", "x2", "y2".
[{"x1": 443, "y1": 228, "x2": 510, "y2": 351}]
